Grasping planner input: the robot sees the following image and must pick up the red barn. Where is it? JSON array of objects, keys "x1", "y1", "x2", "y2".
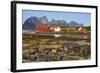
[{"x1": 35, "y1": 24, "x2": 49, "y2": 32}]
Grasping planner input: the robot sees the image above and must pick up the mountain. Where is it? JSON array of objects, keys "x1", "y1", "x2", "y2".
[
  {"x1": 23, "y1": 17, "x2": 41, "y2": 30},
  {"x1": 50, "y1": 19, "x2": 69, "y2": 27},
  {"x1": 57, "y1": 20, "x2": 69, "y2": 27},
  {"x1": 39, "y1": 16, "x2": 49, "y2": 24},
  {"x1": 69, "y1": 21, "x2": 84, "y2": 27},
  {"x1": 23, "y1": 16, "x2": 49, "y2": 30},
  {"x1": 50, "y1": 19, "x2": 58, "y2": 26},
  {"x1": 23, "y1": 16, "x2": 84, "y2": 30}
]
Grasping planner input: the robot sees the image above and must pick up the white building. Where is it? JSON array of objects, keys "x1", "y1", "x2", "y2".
[{"x1": 54, "y1": 26, "x2": 61, "y2": 32}]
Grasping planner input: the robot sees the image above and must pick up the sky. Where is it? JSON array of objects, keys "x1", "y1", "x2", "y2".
[{"x1": 22, "y1": 10, "x2": 91, "y2": 26}]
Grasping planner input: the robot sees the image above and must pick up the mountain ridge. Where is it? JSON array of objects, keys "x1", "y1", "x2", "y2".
[{"x1": 23, "y1": 16, "x2": 84, "y2": 30}]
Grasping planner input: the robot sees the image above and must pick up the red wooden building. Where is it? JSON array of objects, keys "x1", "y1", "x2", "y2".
[{"x1": 35, "y1": 24, "x2": 49, "y2": 32}]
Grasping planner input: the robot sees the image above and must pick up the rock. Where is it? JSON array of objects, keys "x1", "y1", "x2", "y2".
[
  {"x1": 37, "y1": 48, "x2": 44, "y2": 53},
  {"x1": 43, "y1": 53, "x2": 51, "y2": 61},
  {"x1": 64, "y1": 47, "x2": 68, "y2": 52},
  {"x1": 51, "y1": 49, "x2": 57, "y2": 53},
  {"x1": 29, "y1": 49, "x2": 36, "y2": 54},
  {"x1": 23, "y1": 49, "x2": 30, "y2": 59},
  {"x1": 25, "y1": 60, "x2": 31, "y2": 63},
  {"x1": 23, "y1": 53, "x2": 30, "y2": 59},
  {"x1": 30, "y1": 55, "x2": 37, "y2": 61},
  {"x1": 57, "y1": 47, "x2": 63, "y2": 51}
]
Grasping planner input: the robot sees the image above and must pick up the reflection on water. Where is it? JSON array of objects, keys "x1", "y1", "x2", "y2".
[
  {"x1": 54, "y1": 34, "x2": 61, "y2": 37},
  {"x1": 33, "y1": 33, "x2": 89, "y2": 39}
]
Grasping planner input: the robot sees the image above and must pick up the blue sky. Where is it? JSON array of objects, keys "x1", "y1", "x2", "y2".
[{"x1": 22, "y1": 10, "x2": 91, "y2": 26}]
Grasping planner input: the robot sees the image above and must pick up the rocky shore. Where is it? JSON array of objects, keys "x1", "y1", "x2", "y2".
[{"x1": 23, "y1": 43, "x2": 90, "y2": 63}]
